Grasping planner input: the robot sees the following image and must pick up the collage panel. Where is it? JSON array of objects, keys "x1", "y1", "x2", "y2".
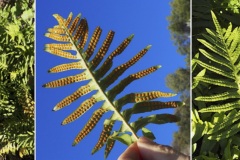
[
  {"x1": 36, "y1": 0, "x2": 190, "y2": 160},
  {"x1": 0, "y1": 1, "x2": 34, "y2": 160},
  {"x1": 192, "y1": 0, "x2": 240, "y2": 159}
]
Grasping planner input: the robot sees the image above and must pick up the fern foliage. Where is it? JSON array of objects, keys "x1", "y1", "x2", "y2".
[
  {"x1": 0, "y1": 1, "x2": 34, "y2": 158},
  {"x1": 43, "y1": 12, "x2": 182, "y2": 158},
  {"x1": 192, "y1": 11, "x2": 240, "y2": 159}
]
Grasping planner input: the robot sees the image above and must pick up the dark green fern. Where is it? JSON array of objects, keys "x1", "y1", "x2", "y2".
[
  {"x1": 192, "y1": 11, "x2": 240, "y2": 159},
  {"x1": 43, "y1": 12, "x2": 182, "y2": 158}
]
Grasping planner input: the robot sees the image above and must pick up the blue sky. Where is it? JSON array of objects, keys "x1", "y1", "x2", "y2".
[{"x1": 36, "y1": 0, "x2": 187, "y2": 159}]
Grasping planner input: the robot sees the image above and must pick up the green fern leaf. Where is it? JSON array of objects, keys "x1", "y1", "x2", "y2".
[
  {"x1": 194, "y1": 77, "x2": 238, "y2": 89},
  {"x1": 193, "y1": 11, "x2": 240, "y2": 146},
  {"x1": 208, "y1": 122, "x2": 240, "y2": 141},
  {"x1": 199, "y1": 101, "x2": 240, "y2": 113},
  {"x1": 207, "y1": 110, "x2": 240, "y2": 134},
  {"x1": 198, "y1": 48, "x2": 233, "y2": 69},
  {"x1": 195, "y1": 91, "x2": 240, "y2": 102},
  {"x1": 197, "y1": 39, "x2": 229, "y2": 60},
  {"x1": 195, "y1": 60, "x2": 235, "y2": 79}
]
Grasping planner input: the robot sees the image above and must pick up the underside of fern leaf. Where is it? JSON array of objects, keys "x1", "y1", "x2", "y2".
[{"x1": 43, "y1": 12, "x2": 182, "y2": 158}]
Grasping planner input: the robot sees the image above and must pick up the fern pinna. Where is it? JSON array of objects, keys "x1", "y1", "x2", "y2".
[
  {"x1": 192, "y1": 11, "x2": 240, "y2": 158},
  {"x1": 43, "y1": 12, "x2": 182, "y2": 158}
]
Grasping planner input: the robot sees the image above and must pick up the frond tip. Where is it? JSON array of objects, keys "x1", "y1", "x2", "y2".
[{"x1": 43, "y1": 12, "x2": 180, "y2": 158}]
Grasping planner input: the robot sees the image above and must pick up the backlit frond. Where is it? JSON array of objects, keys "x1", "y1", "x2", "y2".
[{"x1": 43, "y1": 13, "x2": 180, "y2": 158}]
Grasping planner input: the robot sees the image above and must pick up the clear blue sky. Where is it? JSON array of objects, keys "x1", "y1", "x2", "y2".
[{"x1": 36, "y1": 0, "x2": 186, "y2": 159}]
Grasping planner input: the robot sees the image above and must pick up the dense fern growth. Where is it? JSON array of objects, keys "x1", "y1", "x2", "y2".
[
  {"x1": 43, "y1": 12, "x2": 183, "y2": 158},
  {"x1": 0, "y1": 1, "x2": 34, "y2": 159},
  {"x1": 192, "y1": 11, "x2": 240, "y2": 159}
]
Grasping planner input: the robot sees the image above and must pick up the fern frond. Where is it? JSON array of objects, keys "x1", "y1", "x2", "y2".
[
  {"x1": 48, "y1": 27, "x2": 65, "y2": 34},
  {"x1": 72, "y1": 108, "x2": 106, "y2": 146},
  {"x1": 76, "y1": 19, "x2": 88, "y2": 49},
  {"x1": 194, "y1": 77, "x2": 238, "y2": 89},
  {"x1": 68, "y1": 13, "x2": 81, "y2": 35},
  {"x1": 195, "y1": 60, "x2": 235, "y2": 79},
  {"x1": 94, "y1": 34, "x2": 134, "y2": 78},
  {"x1": 131, "y1": 114, "x2": 179, "y2": 132},
  {"x1": 195, "y1": 91, "x2": 240, "y2": 102},
  {"x1": 45, "y1": 43, "x2": 74, "y2": 50},
  {"x1": 116, "y1": 91, "x2": 176, "y2": 107},
  {"x1": 193, "y1": 11, "x2": 240, "y2": 146},
  {"x1": 208, "y1": 122, "x2": 240, "y2": 141},
  {"x1": 207, "y1": 110, "x2": 240, "y2": 134},
  {"x1": 198, "y1": 48, "x2": 233, "y2": 69},
  {"x1": 107, "y1": 65, "x2": 161, "y2": 100},
  {"x1": 43, "y1": 13, "x2": 180, "y2": 158},
  {"x1": 62, "y1": 96, "x2": 98, "y2": 125},
  {"x1": 75, "y1": 18, "x2": 89, "y2": 41},
  {"x1": 45, "y1": 33, "x2": 70, "y2": 42},
  {"x1": 44, "y1": 48, "x2": 78, "y2": 59},
  {"x1": 199, "y1": 101, "x2": 240, "y2": 113},
  {"x1": 210, "y1": 11, "x2": 222, "y2": 36},
  {"x1": 197, "y1": 39, "x2": 229, "y2": 60},
  {"x1": 48, "y1": 61, "x2": 84, "y2": 73},
  {"x1": 53, "y1": 83, "x2": 92, "y2": 111},
  {"x1": 84, "y1": 26, "x2": 102, "y2": 60},
  {"x1": 43, "y1": 71, "x2": 88, "y2": 88},
  {"x1": 92, "y1": 122, "x2": 114, "y2": 154},
  {"x1": 89, "y1": 30, "x2": 115, "y2": 70},
  {"x1": 53, "y1": 14, "x2": 67, "y2": 26},
  {"x1": 65, "y1": 12, "x2": 73, "y2": 27},
  {"x1": 104, "y1": 138, "x2": 115, "y2": 158},
  {"x1": 131, "y1": 101, "x2": 183, "y2": 114},
  {"x1": 100, "y1": 45, "x2": 151, "y2": 89}
]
